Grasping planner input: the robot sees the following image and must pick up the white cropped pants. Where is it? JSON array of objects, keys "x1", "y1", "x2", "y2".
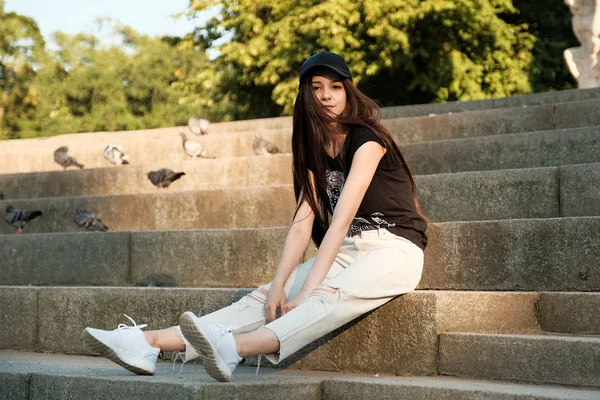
[{"x1": 175, "y1": 228, "x2": 424, "y2": 364}]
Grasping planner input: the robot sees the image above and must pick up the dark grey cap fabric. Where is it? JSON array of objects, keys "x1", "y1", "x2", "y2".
[{"x1": 299, "y1": 51, "x2": 352, "y2": 81}]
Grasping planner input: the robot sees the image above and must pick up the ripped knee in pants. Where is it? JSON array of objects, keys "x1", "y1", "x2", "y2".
[{"x1": 247, "y1": 287, "x2": 269, "y2": 304}]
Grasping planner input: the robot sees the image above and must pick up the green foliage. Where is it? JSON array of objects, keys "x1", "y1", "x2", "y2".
[
  {"x1": 0, "y1": 0, "x2": 582, "y2": 139},
  {"x1": 4, "y1": 19, "x2": 211, "y2": 139},
  {"x1": 0, "y1": 0, "x2": 45, "y2": 139},
  {"x1": 183, "y1": 0, "x2": 537, "y2": 115}
]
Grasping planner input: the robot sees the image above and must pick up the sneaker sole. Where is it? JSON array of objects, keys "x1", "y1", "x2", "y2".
[
  {"x1": 82, "y1": 328, "x2": 155, "y2": 375},
  {"x1": 179, "y1": 311, "x2": 231, "y2": 382}
]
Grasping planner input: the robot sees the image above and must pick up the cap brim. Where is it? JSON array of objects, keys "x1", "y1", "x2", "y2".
[{"x1": 300, "y1": 64, "x2": 352, "y2": 81}]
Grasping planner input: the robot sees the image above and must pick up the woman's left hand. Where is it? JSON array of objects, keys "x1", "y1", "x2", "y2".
[{"x1": 281, "y1": 290, "x2": 311, "y2": 315}]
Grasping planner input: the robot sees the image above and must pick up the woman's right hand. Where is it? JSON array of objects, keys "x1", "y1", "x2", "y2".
[{"x1": 264, "y1": 284, "x2": 287, "y2": 323}]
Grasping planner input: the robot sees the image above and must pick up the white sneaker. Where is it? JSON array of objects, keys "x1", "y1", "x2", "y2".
[
  {"x1": 179, "y1": 311, "x2": 242, "y2": 382},
  {"x1": 82, "y1": 314, "x2": 160, "y2": 375}
]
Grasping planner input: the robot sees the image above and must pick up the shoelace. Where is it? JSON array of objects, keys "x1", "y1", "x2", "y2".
[
  {"x1": 116, "y1": 314, "x2": 147, "y2": 330},
  {"x1": 256, "y1": 354, "x2": 262, "y2": 376},
  {"x1": 172, "y1": 351, "x2": 187, "y2": 374}
]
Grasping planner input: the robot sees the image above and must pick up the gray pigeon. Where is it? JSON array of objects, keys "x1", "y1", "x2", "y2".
[
  {"x1": 253, "y1": 135, "x2": 279, "y2": 155},
  {"x1": 147, "y1": 168, "x2": 185, "y2": 188},
  {"x1": 54, "y1": 146, "x2": 84, "y2": 169},
  {"x1": 74, "y1": 208, "x2": 109, "y2": 232},
  {"x1": 188, "y1": 115, "x2": 210, "y2": 135},
  {"x1": 4, "y1": 205, "x2": 42, "y2": 234},
  {"x1": 103, "y1": 144, "x2": 130, "y2": 165},
  {"x1": 179, "y1": 132, "x2": 214, "y2": 158}
]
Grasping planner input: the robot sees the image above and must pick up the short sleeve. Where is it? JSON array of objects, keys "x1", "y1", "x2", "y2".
[{"x1": 346, "y1": 126, "x2": 385, "y2": 159}]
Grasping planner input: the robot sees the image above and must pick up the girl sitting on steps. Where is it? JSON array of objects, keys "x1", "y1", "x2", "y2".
[{"x1": 82, "y1": 51, "x2": 428, "y2": 382}]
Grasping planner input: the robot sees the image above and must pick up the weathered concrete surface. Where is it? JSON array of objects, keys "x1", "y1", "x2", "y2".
[
  {"x1": 404, "y1": 126, "x2": 600, "y2": 175},
  {"x1": 381, "y1": 87, "x2": 600, "y2": 119},
  {"x1": 0, "y1": 129, "x2": 293, "y2": 174},
  {"x1": 0, "y1": 351, "x2": 325, "y2": 400},
  {"x1": 387, "y1": 103, "x2": 554, "y2": 144},
  {"x1": 2, "y1": 218, "x2": 600, "y2": 290},
  {"x1": 323, "y1": 376, "x2": 600, "y2": 400},
  {"x1": 0, "y1": 185, "x2": 296, "y2": 234},
  {"x1": 0, "y1": 372, "x2": 30, "y2": 400},
  {"x1": 0, "y1": 288, "x2": 38, "y2": 351},
  {"x1": 4, "y1": 351, "x2": 600, "y2": 400},
  {"x1": 130, "y1": 228, "x2": 288, "y2": 288},
  {"x1": 0, "y1": 232, "x2": 130, "y2": 286},
  {"x1": 439, "y1": 332, "x2": 600, "y2": 387},
  {"x1": 538, "y1": 292, "x2": 600, "y2": 334},
  {"x1": 416, "y1": 167, "x2": 559, "y2": 222},
  {"x1": 423, "y1": 218, "x2": 600, "y2": 291},
  {"x1": 35, "y1": 287, "x2": 250, "y2": 355},
  {"x1": 2, "y1": 287, "x2": 539, "y2": 376},
  {"x1": 560, "y1": 163, "x2": 600, "y2": 217},
  {"x1": 0, "y1": 154, "x2": 293, "y2": 200}
]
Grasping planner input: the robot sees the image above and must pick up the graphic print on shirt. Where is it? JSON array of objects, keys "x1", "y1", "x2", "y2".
[
  {"x1": 325, "y1": 169, "x2": 345, "y2": 212},
  {"x1": 326, "y1": 169, "x2": 397, "y2": 236}
]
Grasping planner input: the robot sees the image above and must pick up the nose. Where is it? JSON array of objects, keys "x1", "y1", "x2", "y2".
[{"x1": 321, "y1": 88, "x2": 331, "y2": 101}]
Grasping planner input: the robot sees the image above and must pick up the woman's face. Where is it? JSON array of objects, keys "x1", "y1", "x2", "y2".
[{"x1": 311, "y1": 68, "x2": 347, "y2": 117}]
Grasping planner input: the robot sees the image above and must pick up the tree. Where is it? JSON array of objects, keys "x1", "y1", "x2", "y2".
[
  {"x1": 181, "y1": 0, "x2": 536, "y2": 117},
  {"x1": 18, "y1": 23, "x2": 211, "y2": 138},
  {"x1": 0, "y1": 0, "x2": 45, "y2": 139}
]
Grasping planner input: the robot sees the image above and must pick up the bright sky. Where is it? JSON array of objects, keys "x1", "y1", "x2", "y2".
[{"x1": 5, "y1": 0, "x2": 206, "y2": 46}]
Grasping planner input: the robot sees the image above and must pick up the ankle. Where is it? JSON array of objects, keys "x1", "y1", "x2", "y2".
[{"x1": 144, "y1": 332, "x2": 159, "y2": 349}]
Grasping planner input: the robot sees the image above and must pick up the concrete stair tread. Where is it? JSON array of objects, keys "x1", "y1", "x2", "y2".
[
  {"x1": 3, "y1": 163, "x2": 600, "y2": 233},
  {"x1": 2, "y1": 350, "x2": 600, "y2": 400},
  {"x1": 2, "y1": 218, "x2": 600, "y2": 291},
  {"x1": 440, "y1": 331, "x2": 600, "y2": 387},
  {"x1": 443, "y1": 331, "x2": 600, "y2": 342}
]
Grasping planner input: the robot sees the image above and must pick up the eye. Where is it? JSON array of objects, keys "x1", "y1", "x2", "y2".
[
  {"x1": 312, "y1": 86, "x2": 321, "y2": 91},
  {"x1": 332, "y1": 84, "x2": 342, "y2": 89}
]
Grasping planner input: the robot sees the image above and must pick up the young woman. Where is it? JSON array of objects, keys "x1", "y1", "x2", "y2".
[{"x1": 82, "y1": 51, "x2": 428, "y2": 382}]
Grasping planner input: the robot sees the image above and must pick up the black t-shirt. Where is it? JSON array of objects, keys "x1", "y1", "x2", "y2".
[{"x1": 325, "y1": 126, "x2": 428, "y2": 250}]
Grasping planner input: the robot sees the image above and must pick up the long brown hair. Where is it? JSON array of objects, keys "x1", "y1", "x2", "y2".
[{"x1": 292, "y1": 74, "x2": 426, "y2": 247}]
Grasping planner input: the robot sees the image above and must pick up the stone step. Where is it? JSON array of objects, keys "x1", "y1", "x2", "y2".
[
  {"x1": 537, "y1": 292, "x2": 600, "y2": 335},
  {"x1": 3, "y1": 163, "x2": 600, "y2": 233},
  {"x1": 0, "y1": 162, "x2": 600, "y2": 234},
  {"x1": 0, "y1": 288, "x2": 541, "y2": 376},
  {"x1": 2, "y1": 218, "x2": 599, "y2": 291},
  {"x1": 3, "y1": 351, "x2": 600, "y2": 400},
  {"x1": 6, "y1": 118, "x2": 592, "y2": 178},
  {"x1": 404, "y1": 125, "x2": 600, "y2": 175},
  {"x1": 0, "y1": 155, "x2": 292, "y2": 199},
  {"x1": 439, "y1": 332, "x2": 600, "y2": 387},
  {"x1": 381, "y1": 87, "x2": 600, "y2": 119},
  {"x1": 0, "y1": 185, "x2": 297, "y2": 234},
  {"x1": 387, "y1": 98, "x2": 600, "y2": 144},
  {"x1": 0, "y1": 129, "x2": 293, "y2": 174},
  {"x1": 4, "y1": 99, "x2": 600, "y2": 175}
]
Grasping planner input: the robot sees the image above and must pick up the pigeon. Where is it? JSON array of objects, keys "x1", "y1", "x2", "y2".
[
  {"x1": 188, "y1": 115, "x2": 210, "y2": 135},
  {"x1": 253, "y1": 135, "x2": 280, "y2": 155},
  {"x1": 147, "y1": 168, "x2": 186, "y2": 188},
  {"x1": 103, "y1": 144, "x2": 130, "y2": 165},
  {"x1": 4, "y1": 205, "x2": 42, "y2": 234},
  {"x1": 74, "y1": 208, "x2": 109, "y2": 232},
  {"x1": 54, "y1": 146, "x2": 84, "y2": 169},
  {"x1": 179, "y1": 132, "x2": 215, "y2": 159}
]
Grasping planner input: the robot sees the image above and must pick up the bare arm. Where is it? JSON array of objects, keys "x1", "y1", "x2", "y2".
[
  {"x1": 264, "y1": 177, "x2": 317, "y2": 322},
  {"x1": 271, "y1": 195, "x2": 315, "y2": 288},
  {"x1": 283, "y1": 142, "x2": 385, "y2": 311}
]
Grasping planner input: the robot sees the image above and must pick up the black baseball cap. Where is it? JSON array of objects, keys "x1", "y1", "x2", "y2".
[{"x1": 299, "y1": 51, "x2": 352, "y2": 82}]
